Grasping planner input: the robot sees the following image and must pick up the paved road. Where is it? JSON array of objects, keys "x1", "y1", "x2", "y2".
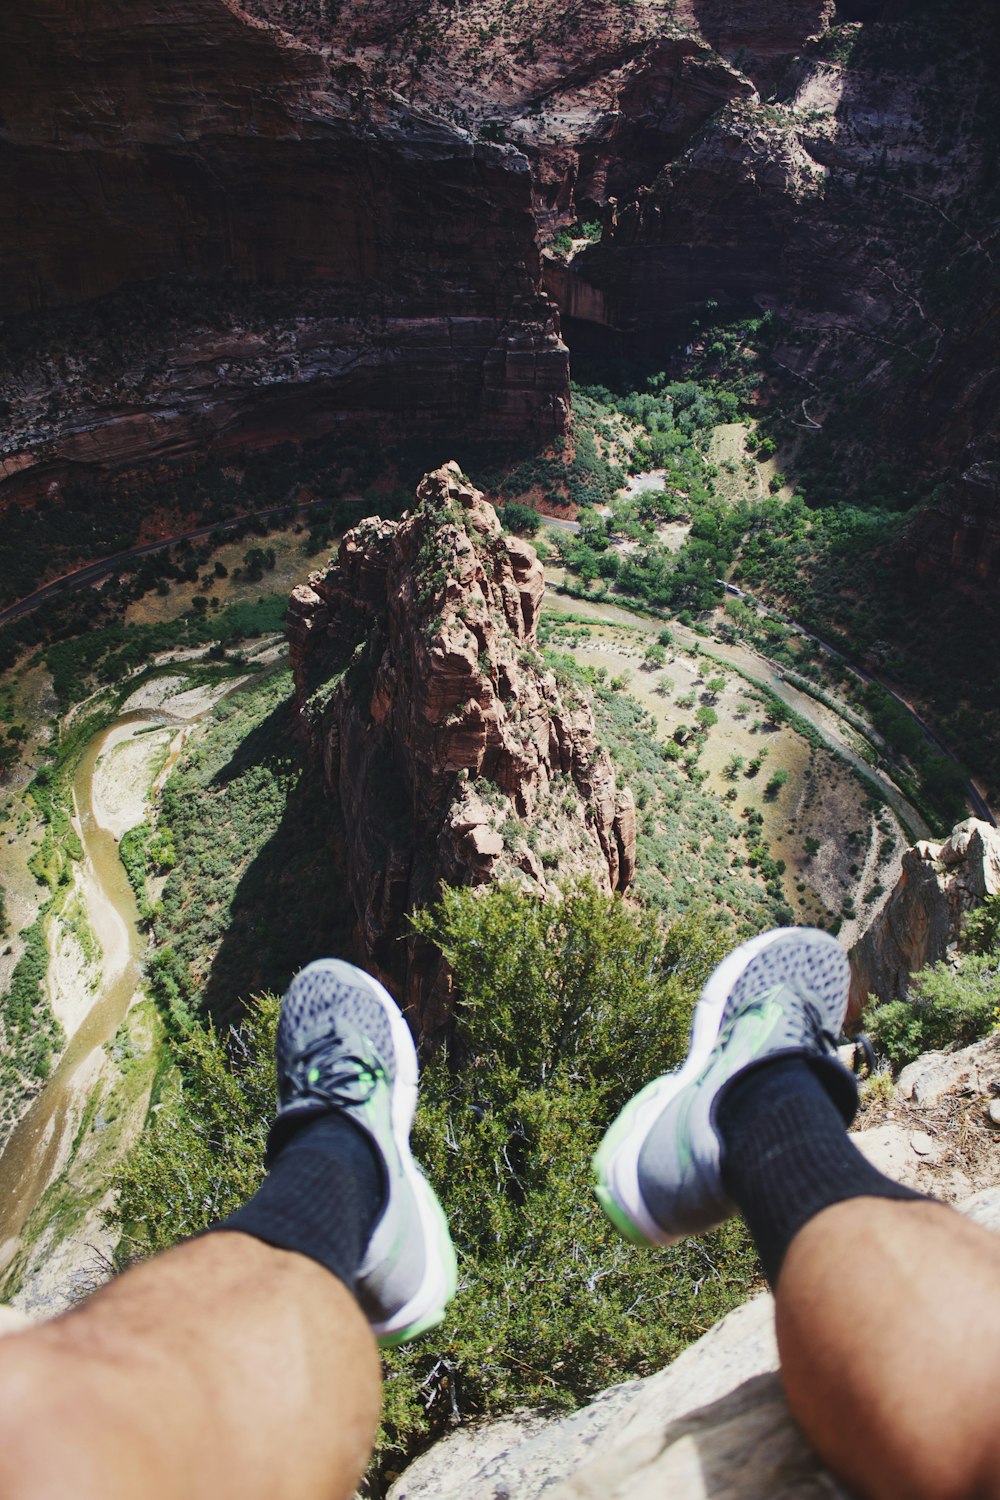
[
  {"x1": 542, "y1": 584, "x2": 933, "y2": 840},
  {"x1": 539, "y1": 513, "x2": 993, "y2": 829},
  {"x1": 0, "y1": 497, "x2": 345, "y2": 630}
]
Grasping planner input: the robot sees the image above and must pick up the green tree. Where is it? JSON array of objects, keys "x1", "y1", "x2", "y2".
[
  {"x1": 500, "y1": 503, "x2": 541, "y2": 537},
  {"x1": 764, "y1": 770, "x2": 789, "y2": 799},
  {"x1": 867, "y1": 953, "x2": 1000, "y2": 1072}
]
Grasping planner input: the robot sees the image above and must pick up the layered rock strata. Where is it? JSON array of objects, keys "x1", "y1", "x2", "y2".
[
  {"x1": 288, "y1": 463, "x2": 635, "y2": 1036},
  {"x1": 0, "y1": 0, "x2": 568, "y2": 503},
  {"x1": 849, "y1": 817, "x2": 1000, "y2": 1017},
  {"x1": 252, "y1": 0, "x2": 1000, "y2": 588}
]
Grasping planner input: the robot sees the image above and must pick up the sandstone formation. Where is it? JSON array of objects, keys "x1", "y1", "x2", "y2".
[
  {"x1": 6, "y1": 1, "x2": 1000, "y2": 586},
  {"x1": 848, "y1": 817, "x2": 1000, "y2": 1017},
  {"x1": 0, "y1": 0, "x2": 567, "y2": 504},
  {"x1": 389, "y1": 1032, "x2": 1000, "y2": 1499},
  {"x1": 248, "y1": 0, "x2": 1000, "y2": 589},
  {"x1": 288, "y1": 462, "x2": 635, "y2": 1036}
]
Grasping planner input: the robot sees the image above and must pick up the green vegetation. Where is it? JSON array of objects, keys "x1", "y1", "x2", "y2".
[
  {"x1": 499, "y1": 502, "x2": 541, "y2": 537},
  {"x1": 867, "y1": 951, "x2": 1000, "y2": 1073},
  {"x1": 133, "y1": 671, "x2": 353, "y2": 1028},
  {"x1": 1, "y1": 917, "x2": 63, "y2": 1099},
  {"x1": 537, "y1": 639, "x2": 789, "y2": 926},
  {"x1": 42, "y1": 598, "x2": 285, "y2": 708},
  {"x1": 111, "y1": 882, "x2": 759, "y2": 1485},
  {"x1": 964, "y1": 894, "x2": 1000, "y2": 958},
  {"x1": 867, "y1": 893, "x2": 1000, "y2": 1071},
  {"x1": 549, "y1": 220, "x2": 603, "y2": 256},
  {"x1": 1, "y1": 1000, "x2": 166, "y2": 1304}
]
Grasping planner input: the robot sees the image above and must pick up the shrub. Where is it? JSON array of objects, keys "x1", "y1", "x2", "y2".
[
  {"x1": 112, "y1": 881, "x2": 759, "y2": 1483},
  {"x1": 964, "y1": 894, "x2": 1000, "y2": 956},
  {"x1": 500, "y1": 503, "x2": 541, "y2": 537},
  {"x1": 867, "y1": 953, "x2": 1000, "y2": 1072}
]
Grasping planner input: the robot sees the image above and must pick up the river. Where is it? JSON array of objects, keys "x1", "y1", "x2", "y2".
[{"x1": 0, "y1": 716, "x2": 159, "y2": 1273}]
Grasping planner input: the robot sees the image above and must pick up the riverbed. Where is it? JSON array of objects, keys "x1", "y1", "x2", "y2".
[{"x1": 0, "y1": 670, "x2": 248, "y2": 1304}]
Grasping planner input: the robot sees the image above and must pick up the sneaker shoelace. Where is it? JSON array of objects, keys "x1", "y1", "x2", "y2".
[
  {"x1": 290, "y1": 1034, "x2": 387, "y2": 1108},
  {"x1": 797, "y1": 995, "x2": 840, "y2": 1056}
]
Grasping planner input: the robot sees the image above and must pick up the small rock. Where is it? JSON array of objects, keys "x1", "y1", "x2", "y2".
[
  {"x1": 987, "y1": 1100, "x2": 1000, "y2": 1128},
  {"x1": 909, "y1": 1132, "x2": 935, "y2": 1157}
]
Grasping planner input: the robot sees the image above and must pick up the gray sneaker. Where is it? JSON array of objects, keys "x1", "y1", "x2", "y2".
[
  {"x1": 270, "y1": 959, "x2": 457, "y2": 1346},
  {"x1": 593, "y1": 927, "x2": 850, "y2": 1246}
]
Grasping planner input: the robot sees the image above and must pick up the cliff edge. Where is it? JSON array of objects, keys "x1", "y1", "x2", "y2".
[{"x1": 389, "y1": 1031, "x2": 1000, "y2": 1499}]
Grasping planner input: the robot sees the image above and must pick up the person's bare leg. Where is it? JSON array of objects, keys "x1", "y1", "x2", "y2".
[
  {"x1": 777, "y1": 1198, "x2": 1000, "y2": 1500},
  {"x1": 0, "y1": 1232, "x2": 380, "y2": 1500},
  {"x1": 592, "y1": 928, "x2": 1000, "y2": 1500}
]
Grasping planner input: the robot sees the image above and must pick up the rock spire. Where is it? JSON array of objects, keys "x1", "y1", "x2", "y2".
[{"x1": 288, "y1": 463, "x2": 635, "y2": 1038}]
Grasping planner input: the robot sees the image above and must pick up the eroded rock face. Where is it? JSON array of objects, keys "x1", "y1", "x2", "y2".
[
  {"x1": 0, "y1": 0, "x2": 568, "y2": 502},
  {"x1": 226, "y1": 0, "x2": 1000, "y2": 589},
  {"x1": 288, "y1": 462, "x2": 635, "y2": 1037},
  {"x1": 848, "y1": 818, "x2": 1000, "y2": 1018}
]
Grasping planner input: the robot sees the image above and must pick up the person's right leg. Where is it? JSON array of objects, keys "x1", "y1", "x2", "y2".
[
  {"x1": 776, "y1": 1196, "x2": 1000, "y2": 1500},
  {"x1": 0, "y1": 1232, "x2": 380, "y2": 1500},
  {"x1": 594, "y1": 927, "x2": 1000, "y2": 1500}
]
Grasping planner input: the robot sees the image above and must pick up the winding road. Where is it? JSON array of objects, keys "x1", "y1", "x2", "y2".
[{"x1": 540, "y1": 516, "x2": 995, "y2": 830}]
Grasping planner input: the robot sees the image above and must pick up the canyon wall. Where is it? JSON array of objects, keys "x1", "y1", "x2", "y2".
[
  {"x1": 4, "y1": 0, "x2": 999, "y2": 583},
  {"x1": 849, "y1": 818, "x2": 1000, "y2": 1017},
  {"x1": 0, "y1": 0, "x2": 567, "y2": 502},
  {"x1": 287, "y1": 463, "x2": 635, "y2": 1037},
  {"x1": 257, "y1": 0, "x2": 1000, "y2": 590}
]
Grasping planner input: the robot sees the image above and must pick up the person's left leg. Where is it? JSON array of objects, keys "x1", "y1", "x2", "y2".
[
  {"x1": 0, "y1": 1232, "x2": 380, "y2": 1500},
  {"x1": 0, "y1": 959, "x2": 456, "y2": 1500}
]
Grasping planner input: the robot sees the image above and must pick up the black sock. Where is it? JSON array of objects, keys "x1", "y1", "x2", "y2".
[
  {"x1": 717, "y1": 1057, "x2": 928, "y2": 1287},
  {"x1": 211, "y1": 1113, "x2": 385, "y2": 1289}
]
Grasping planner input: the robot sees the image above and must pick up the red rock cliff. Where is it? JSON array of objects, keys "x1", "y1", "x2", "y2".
[
  {"x1": 288, "y1": 462, "x2": 636, "y2": 1038},
  {"x1": 848, "y1": 818, "x2": 1000, "y2": 1021},
  {"x1": 0, "y1": 0, "x2": 568, "y2": 500}
]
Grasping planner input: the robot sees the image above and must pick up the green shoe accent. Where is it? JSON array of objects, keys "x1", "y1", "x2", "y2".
[
  {"x1": 593, "y1": 1174, "x2": 655, "y2": 1248},
  {"x1": 376, "y1": 1189, "x2": 458, "y2": 1348}
]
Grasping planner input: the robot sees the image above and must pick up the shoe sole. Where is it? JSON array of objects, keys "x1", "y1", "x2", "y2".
[
  {"x1": 592, "y1": 927, "x2": 848, "y2": 1247},
  {"x1": 303, "y1": 961, "x2": 458, "y2": 1347}
]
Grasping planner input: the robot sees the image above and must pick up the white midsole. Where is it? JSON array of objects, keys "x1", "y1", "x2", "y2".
[
  {"x1": 313, "y1": 961, "x2": 451, "y2": 1337},
  {"x1": 604, "y1": 927, "x2": 838, "y2": 1243}
]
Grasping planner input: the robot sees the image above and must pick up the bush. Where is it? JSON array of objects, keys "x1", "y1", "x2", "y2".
[
  {"x1": 867, "y1": 953, "x2": 1000, "y2": 1072},
  {"x1": 500, "y1": 503, "x2": 541, "y2": 538},
  {"x1": 964, "y1": 894, "x2": 1000, "y2": 956},
  {"x1": 112, "y1": 881, "x2": 759, "y2": 1483}
]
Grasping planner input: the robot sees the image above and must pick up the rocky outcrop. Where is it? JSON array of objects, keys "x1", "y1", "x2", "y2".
[
  {"x1": 848, "y1": 818, "x2": 1000, "y2": 1017},
  {"x1": 288, "y1": 462, "x2": 635, "y2": 1036},
  {"x1": 0, "y1": 0, "x2": 568, "y2": 503},
  {"x1": 390, "y1": 1033, "x2": 1000, "y2": 1498},
  {"x1": 225, "y1": 0, "x2": 1000, "y2": 584}
]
